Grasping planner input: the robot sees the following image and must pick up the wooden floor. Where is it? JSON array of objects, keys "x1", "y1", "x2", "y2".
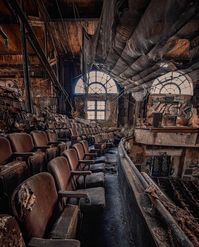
[{"x1": 80, "y1": 147, "x2": 135, "y2": 247}]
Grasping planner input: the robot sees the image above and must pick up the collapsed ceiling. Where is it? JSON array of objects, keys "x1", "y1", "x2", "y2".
[
  {"x1": 0, "y1": 0, "x2": 198, "y2": 96},
  {"x1": 83, "y1": 0, "x2": 199, "y2": 95},
  {"x1": 0, "y1": 0, "x2": 101, "y2": 77}
]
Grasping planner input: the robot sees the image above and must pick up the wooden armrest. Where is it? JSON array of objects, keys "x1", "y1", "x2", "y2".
[
  {"x1": 91, "y1": 149, "x2": 100, "y2": 152},
  {"x1": 85, "y1": 152, "x2": 97, "y2": 156},
  {"x1": 28, "y1": 238, "x2": 80, "y2": 247},
  {"x1": 71, "y1": 170, "x2": 92, "y2": 176},
  {"x1": 12, "y1": 152, "x2": 34, "y2": 158},
  {"x1": 58, "y1": 190, "x2": 89, "y2": 199},
  {"x1": 79, "y1": 160, "x2": 95, "y2": 164},
  {"x1": 34, "y1": 146, "x2": 50, "y2": 151},
  {"x1": 57, "y1": 138, "x2": 67, "y2": 142},
  {"x1": 48, "y1": 141, "x2": 60, "y2": 145}
]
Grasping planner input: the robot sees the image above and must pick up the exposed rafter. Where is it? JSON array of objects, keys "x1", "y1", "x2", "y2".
[{"x1": 4, "y1": 0, "x2": 69, "y2": 99}]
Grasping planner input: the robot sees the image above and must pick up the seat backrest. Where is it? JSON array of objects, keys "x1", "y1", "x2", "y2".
[
  {"x1": 8, "y1": 133, "x2": 34, "y2": 152},
  {"x1": 31, "y1": 131, "x2": 48, "y2": 146},
  {"x1": 0, "y1": 137, "x2": 12, "y2": 165},
  {"x1": 46, "y1": 130, "x2": 57, "y2": 142},
  {"x1": 70, "y1": 128, "x2": 78, "y2": 137},
  {"x1": 62, "y1": 149, "x2": 79, "y2": 170},
  {"x1": 73, "y1": 143, "x2": 85, "y2": 160},
  {"x1": 48, "y1": 157, "x2": 73, "y2": 191},
  {"x1": 11, "y1": 173, "x2": 58, "y2": 240},
  {"x1": 80, "y1": 140, "x2": 89, "y2": 154},
  {"x1": 0, "y1": 214, "x2": 25, "y2": 247}
]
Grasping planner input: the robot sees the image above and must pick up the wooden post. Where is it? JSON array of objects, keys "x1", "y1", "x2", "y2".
[{"x1": 20, "y1": 0, "x2": 33, "y2": 113}]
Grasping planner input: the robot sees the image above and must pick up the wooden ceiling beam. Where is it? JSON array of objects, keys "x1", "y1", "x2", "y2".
[
  {"x1": 4, "y1": 0, "x2": 69, "y2": 99},
  {"x1": 0, "y1": 54, "x2": 40, "y2": 64},
  {"x1": 0, "y1": 15, "x2": 99, "y2": 25}
]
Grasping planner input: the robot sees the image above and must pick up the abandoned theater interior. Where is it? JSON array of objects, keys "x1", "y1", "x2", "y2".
[{"x1": 0, "y1": 0, "x2": 199, "y2": 246}]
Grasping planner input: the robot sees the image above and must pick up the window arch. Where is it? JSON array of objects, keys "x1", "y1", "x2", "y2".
[
  {"x1": 75, "y1": 70, "x2": 118, "y2": 95},
  {"x1": 88, "y1": 82, "x2": 106, "y2": 94},
  {"x1": 74, "y1": 71, "x2": 118, "y2": 120},
  {"x1": 150, "y1": 71, "x2": 193, "y2": 96},
  {"x1": 75, "y1": 78, "x2": 85, "y2": 94}
]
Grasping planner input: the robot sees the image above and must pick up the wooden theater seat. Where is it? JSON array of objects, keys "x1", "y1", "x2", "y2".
[
  {"x1": 61, "y1": 149, "x2": 104, "y2": 189},
  {"x1": 0, "y1": 136, "x2": 28, "y2": 213},
  {"x1": 46, "y1": 130, "x2": 68, "y2": 155},
  {"x1": 31, "y1": 131, "x2": 58, "y2": 167},
  {"x1": 72, "y1": 143, "x2": 105, "y2": 173},
  {"x1": 48, "y1": 156, "x2": 105, "y2": 213},
  {"x1": 0, "y1": 214, "x2": 80, "y2": 247},
  {"x1": 8, "y1": 133, "x2": 45, "y2": 175},
  {"x1": 11, "y1": 173, "x2": 81, "y2": 243}
]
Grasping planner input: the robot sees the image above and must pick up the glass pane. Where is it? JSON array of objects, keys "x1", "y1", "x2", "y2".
[
  {"x1": 97, "y1": 111, "x2": 105, "y2": 120},
  {"x1": 106, "y1": 79, "x2": 118, "y2": 93},
  {"x1": 75, "y1": 71, "x2": 118, "y2": 95},
  {"x1": 87, "y1": 111, "x2": 95, "y2": 120},
  {"x1": 88, "y1": 83, "x2": 106, "y2": 94},
  {"x1": 75, "y1": 79, "x2": 85, "y2": 94},
  {"x1": 150, "y1": 72, "x2": 193, "y2": 96},
  {"x1": 97, "y1": 101, "x2": 105, "y2": 110},
  {"x1": 87, "y1": 101, "x2": 95, "y2": 110}
]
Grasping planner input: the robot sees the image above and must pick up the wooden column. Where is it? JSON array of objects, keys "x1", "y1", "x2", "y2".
[{"x1": 20, "y1": 1, "x2": 33, "y2": 113}]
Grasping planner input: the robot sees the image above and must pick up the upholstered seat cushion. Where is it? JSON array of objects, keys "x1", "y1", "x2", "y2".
[
  {"x1": 76, "y1": 172, "x2": 104, "y2": 189},
  {"x1": 0, "y1": 215, "x2": 25, "y2": 247},
  {"x1": 95, "y1": 156, "x2": 106, "y2": 163},
  {"x1": 0, "y1": 161, "x2": 26, "y2": 175},
  {"x1": 89, "y1": 163, "x2": 105, "y2": 173},
  {"x1": 49, "y1": 204, "x2": 80, "y2": 239},
  {"x1": 69, "y1": 187, "x2": 105, "y2": 213},
  {"x1": 0, "y1": 161, "x2": 27, "y2": 195}
]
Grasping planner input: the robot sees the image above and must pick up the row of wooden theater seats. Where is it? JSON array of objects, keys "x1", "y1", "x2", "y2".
[
  {"x1": 54, "y1": 117, "x2": 121, "y2": 149},
  {"x1": 93, "y1": 131, "x2": 121, "y2": 153},
  {"x1": 68, "y1": 123, "x2": 103, "y2": 145},
  {"x1": 0, "y1": 130, "x2": 69, "y2": 212},
  {"x1": 0, "y1": 139, "x2": 108, "y2": 246},
  {"x1": 69, "y1": 123, "x2": 121, "y2": 152},
  {"x1": 51, "y1": 121, "x2": 103, "y2": 146},
  {"x1": 0, "y1": 127, "x2": 107, "y2": 211}
]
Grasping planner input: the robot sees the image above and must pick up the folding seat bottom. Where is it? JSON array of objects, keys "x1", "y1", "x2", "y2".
[
  {"x1": 95, "y1": 156, "x2": 106, "y2": 163},
  {"x1": 0, "y1": 161, "x2": 27, "y2": 212},
  {"x1": 49, "y1": 204, "x2": 80, "y2": 239},
  {"x1": 69, "y1": 187, "x2": 105, "y2": 213},
  {"x1": 76, "y1": 172, "x2": 104, "y2": 189},
  {"x1": 89, "y1": 163, "x2": 105, "y2": 173}
]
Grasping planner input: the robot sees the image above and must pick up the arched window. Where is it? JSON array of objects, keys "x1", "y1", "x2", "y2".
[
  {"x1": 150, "y1": 71, "x2": 193, "y2": 96},
  {"x1": 75, "y1": 71, "x2": 118, "y2": 95},
  {"x1": 74, "y1": 71, "x2": 118, "y2": 120}
]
